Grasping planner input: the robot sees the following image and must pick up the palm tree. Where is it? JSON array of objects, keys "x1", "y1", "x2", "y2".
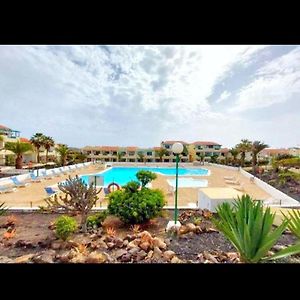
[
  {"x1": 30, "y1": 133, "x2": 45, "y2": 163},
  {"x1": 229, "y1": 148, "x2": 239, "y2": 164},
  {"x1": 155, "y1": 148, "x2": 168, "y2": 162},
  {"x1": 0, "y1": 135, "x2": 4, "y2": 150},
  {"x1": 252, "y1": 141, "x2": 269, "y2": 174},
  {"x1": 117, "y1": 151, "x2": 125, "y2": 162},
  {"x1": 236, "y1": 139, "x2": 252, "y2": 167},
  {"x1": 5, "y1": 141, "x2": 32, "y2": 169},
  {"x1": 42, "y1": 136, "x2": 55, "y2": 162},
  {"x1": 137, "y1": 151, "x2": 145, "y2": 162},
  {"x1": 56, "y1": 144, "x2": 69, "y2": 166}
]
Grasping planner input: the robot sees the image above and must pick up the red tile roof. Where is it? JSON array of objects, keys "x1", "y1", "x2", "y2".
[
  {"x1": 153, "y1": 147, "x2": 162, "y2": 150},
  {"x1": 0, "y1": 124, "x2": 11, "y2": 130},
  {"x1": 20, "y1": 137, "x2": 30, "y2": 143},
  {"x1": 193, "y1": 141, "x2": 221, "y2": 146},
  {"x1": 220, "y1": 148, "x2": 229, "y2": 153},
  {"x1": 101, "y1": 146, "x2": 120, "y2": 151},
  {"x1": 260, "y1": 148, "x2": 289, "y2": 156},
  {"x1": 126, "y1": 146, "x2": 138, "y2": 151}
]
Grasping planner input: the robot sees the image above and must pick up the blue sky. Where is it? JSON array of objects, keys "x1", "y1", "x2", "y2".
[{"x1": 0, "y1": 45, "x2": 299, "y2": 149}]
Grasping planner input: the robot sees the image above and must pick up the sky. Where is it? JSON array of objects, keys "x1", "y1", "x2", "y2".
[{"x1": 0, "y1": 45, "x2": 299, "y2": 149}]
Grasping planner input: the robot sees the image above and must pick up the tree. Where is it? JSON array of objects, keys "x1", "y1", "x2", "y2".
[
  {"x1": 236, "y1": 139, "x2": 252, "y2": 167},
  {"x1": 30, "y1": 133, "x2": 45, "y2": 163},
  {"x1": 155, "y1": 148, "x2": 168, "y2": 162},
  {"x1": 187, "y1": 144, "x2": 197, "y2": 162},
  {"x1": 43, "y1": 176, "x2": 101, "y2": 232},
  {"x1": 229, "y1": 148, "x2": 239, "y2": 164},
  {"x1": 136, "y1": 170, "x2": 157, "y2": 188},
  {"x1": 5, "y1": 141, "x2": 32, "y2": 169},
  {"x1": 252, "y1": 141, "x2": 268, "y2": 174},
  {"x1": 0, "y1": 135, "x2": 4, "y2": 150},
  {"x1": 56, "y1": 144, "x2": 69, "y2": 166},
  {"x1": 137, "y1": 151, "x2": 145, "y2": 162},
  {"x1": 117, "y1": 151, "x2": 125, "y2": 162},
  {"x1": 42, "y1": 136, "x2": 55, "y2": 162}
]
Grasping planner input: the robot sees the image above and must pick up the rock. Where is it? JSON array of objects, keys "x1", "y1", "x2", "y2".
[
  {"x1": 85, "y1": 251, "x2": 107, "y2": 264},
  {"x1": 129, "y1": 247, "x2": 140, "y2": 256},
  {"x1": 70, "y1": 253, "x2": 86, "y2": 263},
  {"x1": 114, "y1": 249, "x2": 128, "y2": 259},
  {"x1": 102, "y1": 252, "x2": 115, "y2": 263},
  {"x1": 272, "y1": 245, "x2": 287, "y2": 252},
  {"x1": 37, "y1": 237, "x2": 52, "y2": 248},
  {"x1": 107, "y1": 242, "x2": 115, "y2": 249},
  {"x1": 197, "y1": 253, "x2": 205, "y2": 262},
  {"x1": 139, "y1": 231, "x2": 154, "y2": 244},
  {"x1": 195, "y1": 226, "x2": 202, "y2": 234},
  {"x1": 120, "y1": 253, "x2": 131, "y2": 262},
  {"x1": 171, "y1": 256, "x2": 183, "y2": 263},
  {"x1": 67, "y1": 249, "x2": 78, "y2": 260},
  {"x1": 125, "y1": 234, "x2": 135, "y2": 241},
  {"x1": 153, "y1": 237, "x2": 166, "y2": 250},
  {"x1": 267, "y1": 251, "x2": 275, "y2": 256},
  {"x1": 97, "y1": 228, "x2": 103, "y2": 237},
  {"x1": 96, "y1": 239, "x2": 108, "y2": 249},
  {"x1": 56, "y1": 252, "x2": 71, "y2": 263},
  {"x1": 179, "y1": 225, "x2": 189, "y2": 235},
  {"x1": 33, "y1": 250, "x2": 56, "y2": 263},
  {"x1": 14, "y1": 254, "x2": 35, "y2": 263},
  {"x1": 136, "y1": 250, "x2": 147, "y2": 261},
  {"x1": 15, "y1": 240, "x2": 36, "y2": 249},
  {"x1": 186, "y1": 223, "x2": 196, "y2": 232},
  {"x1": 146, "y1": 250, "x2": 153, "y2": 259},
  {"x1": 164, "y1": 238, "x2": 171, "y2": 246},
  {"x1": 0, "y1": 256, "x2": 14, "y2": 263},
  {"x1": 114, "y1": 237, "x2": 124, "y2": 248},
  {"x1": 139, "y1": 241, "x2": 150, "y2": 251},
  {"x1": 153, "y1": 246, "x2": 162, "y2": 259},
  {"x1": 122, "y1": 240, "x2": 129, "y2": 247},
  {"x1": 127, "y1": 240, "x2": 140, "y2": 249},
  {"x1": 203, "y1": 251, "x2": 219, "y2": 263},
  {"x1": 163, "y1": 250, "x2": 176, "y2": 261},
  {"x1": 51, "y1": 241, "x2": 62, "y2": 250},
  {"x1": 90, "y1": 233, "x2": 97, "y2": 239}
]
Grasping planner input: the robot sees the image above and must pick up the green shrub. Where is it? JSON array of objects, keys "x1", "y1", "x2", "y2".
[
  {"x1": 108, "y1": 181, "x2": 165, "y2": 224},
  {"x1": 87, "y1": 211, "x2": 108, "y2": 228},
  {"x1": 136, "y1": 170, "x2": 157, "y2": 188},
  {"x1": 213, "y1": 194, "x2": 300, "y2": 263},
  {"x1": 55, "y1": 215, "x2": 77, "y2": 241},
  {"x1": 123, "y1": 181, "x2": 140, "y2": 193},
  {"x1": 282, "y1": 210, "x2": 300, "y2": 239},
  {"x1": 0, "y1": 202, "x2": 7, "y2": 216}
]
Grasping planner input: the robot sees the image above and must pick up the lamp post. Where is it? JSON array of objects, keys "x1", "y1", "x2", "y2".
[{"x1": 166, "y1": 142, "x2": 183, "y2": 231}]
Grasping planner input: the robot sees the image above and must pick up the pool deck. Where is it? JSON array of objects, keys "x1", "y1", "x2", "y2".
[{"x1": 0, "y1": 164, "x2": 272, "y2": 208}]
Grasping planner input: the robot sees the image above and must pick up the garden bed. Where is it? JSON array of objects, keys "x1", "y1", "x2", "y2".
[{"x1": 0, "y1": 210, "x2": 299, "y2": 263}]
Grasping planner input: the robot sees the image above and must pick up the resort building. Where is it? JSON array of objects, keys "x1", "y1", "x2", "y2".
[
  {"x1": 0, "y1": 124, "x2": 60, "y2": 166},
  {"x1": 82, "y1": 140, "x2": 227, "y2": 163}
]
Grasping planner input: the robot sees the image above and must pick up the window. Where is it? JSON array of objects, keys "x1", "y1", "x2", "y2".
[
  {"x1": 165, "y1": 144, "x2": 170, "y2": 149},
  {"x1": 208, "y1": 145, "x2": 213, "y2": 149},
  {"x1": 128, "y1": 152, "x2": 135, "y2": 156},
  {"x1": 147, "y1": 152, "x2": 152, "y2": 156}
]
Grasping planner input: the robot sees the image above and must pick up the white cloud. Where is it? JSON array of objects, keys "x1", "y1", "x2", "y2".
[
  {"x1": 216, "y1": 90, "x2": 231, "y2": 103},
  {"x1": 232, "y1": 47, "x2": 300, "y2": 112}
]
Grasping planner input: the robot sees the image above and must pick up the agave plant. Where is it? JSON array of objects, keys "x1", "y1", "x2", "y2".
[
  {"x1": 0, "y1": 202, "x2": 7, "y2": 216},
  {"x1": 213, "y1": 194, "x2": 300, "y2": 263},
  {"x1": 282, "y1": 210, "x2": 300, "y2": 239}
]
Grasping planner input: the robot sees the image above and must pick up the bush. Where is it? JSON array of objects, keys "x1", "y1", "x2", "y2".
[
  {"x1": 108, "y1": 181, "x2": 165, "y2": 224},
  {"x1": 55, "y1": 215, "x2": 77, "y2": 241},
  {"x1": 87, "y1": 211, "x2": 108, "y2": 229},
  {"x1": 136, "y1": 170, "x2": 157, "y2": 188},
  {"x1": 213, "y1": 194, "x2": 300, "y2": 263},
  {"x1": 0, "y1": 202, "x2": 7, "y2": 216},
  {"x1": 282, "y1": 210, "x2": 300, "y2": 239}
]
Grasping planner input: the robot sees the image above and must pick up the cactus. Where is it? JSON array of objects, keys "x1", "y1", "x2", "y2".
[{"x1": 44, "y1": 175, "x2": 102, "y2": 232}]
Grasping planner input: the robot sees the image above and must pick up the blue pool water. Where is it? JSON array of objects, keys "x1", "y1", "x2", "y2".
[
  {"x1": 80, "y1": 167, "x2": 209, "y2": 187},
  {"x1": 167, "y1": 178, "x2": 208, "y2": 188}
]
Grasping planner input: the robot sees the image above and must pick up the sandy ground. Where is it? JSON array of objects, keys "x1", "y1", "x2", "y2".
[{"x1": 0, "y1": 164, "x2": 272, "y2": 208}]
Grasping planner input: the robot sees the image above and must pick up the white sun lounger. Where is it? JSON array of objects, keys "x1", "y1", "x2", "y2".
[
  {"x1": 0, "y1": 185, "x2": 17, "y2": 193},
  {"x1": 225, "y1": 179, "x2": 240, "y2": 185}
]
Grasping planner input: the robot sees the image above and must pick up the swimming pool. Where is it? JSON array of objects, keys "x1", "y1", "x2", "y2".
[
  {"x1": 167, "y1": 178, "x2": 208, "y2": 188},
  {"x1": 80, "y1": 166, "x2": 209, "y2": 186}
]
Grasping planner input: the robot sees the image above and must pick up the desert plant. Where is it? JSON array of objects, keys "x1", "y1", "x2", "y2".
[
  {"x1": 5, "y1": 141, "x2": 32, "y2": 169},
  {"x1": 42, "y1": 136, "x2": 55, "y2": 162},
  {"x1": 30, "y1": 132, "x2": 45, "y2": 163},
  {"x1": 236, "y1": 139, "x2": 252, "y2": 167},
  {"x1": 108, "y1": 181, "x2": 165, "y2": 224},
  {"x1": 74, "y1": 243, "x2": 88, "y2": 255},
  {"x1": 3, "y1": 228, "x2": 16, "y2": 240},
  {"x1": 56, "y1": 144, "x2": 69, "y2": 166},
  {"x1": 0, "y1": 202, "x2": 7, "y2": 216},
  {"x1": 55, "y1": 215, "x2": 77, "y2": 241},
  {"x1": 155, "y1": 147, "x2": 168, "y2": 162},
  {"x1": 193, "y1": 216, "x2": 202, "y2": 225},
  {"x1": 136, "y1": 170, "x2": 157, "y2": 188},
  {"x1": 251, "y1": 141, "x2": 268, "y2": 174},
  {"x1": 213, "y1": 194, "x2": 300, "y2": 263},
  {"x1": 43, "y1": 175, "x2": 101, "y2": 232},
  {"x1": 130, "y1": 224, "x2": 141, "y2": 234},
  {"x1": 106, "y1": 227, "x2": 116, "y2": 237},
  {"x1": 137, "y1": 151, "x2": 145, "y2": 162},
  {"x1": 282, "y1": 210, "x2": 300, "y2": 239},
  {"x1": 87, "y1": 211, "x2": 108, "y2": 229}
]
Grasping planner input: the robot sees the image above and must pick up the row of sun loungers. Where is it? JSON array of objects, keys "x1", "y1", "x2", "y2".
[{"x1": 0, "y1": 162, "x2": 92, "y2": 194}]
